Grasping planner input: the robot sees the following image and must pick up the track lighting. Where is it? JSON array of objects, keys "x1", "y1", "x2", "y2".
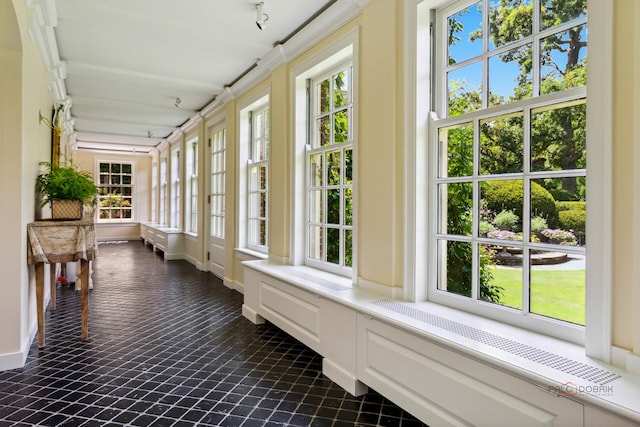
[{"x1": 256, "y1": 2, "x2": 269, "y2": 30}]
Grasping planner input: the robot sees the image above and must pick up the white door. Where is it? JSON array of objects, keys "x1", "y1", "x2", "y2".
[{"x1": 208, "y1": 126, "x2": 226, "y2": 278}]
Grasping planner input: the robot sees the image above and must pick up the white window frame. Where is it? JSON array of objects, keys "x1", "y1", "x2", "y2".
[
  {"x1": 291, "y1": 29, "x2": 359, "y2": 280},
  {"x1": 185, "y1": 137, "x2": 198, "y2": 235},
  {"x1": 305, "y1": 62, "x2": 354, "y2": 277},
  {"x1": 405, "y1": 0, "x2": 612, "y2": 358},
  {"x1": 159, "y1": 156, "x2": 168, "y2": 225},
  {"x1": 96, "y1": 160, "x2": 135, "y2": 223},
  {"x1": 238, "y1": 90, "x2": 270, "y2": 255},
  {"x1": 210, "y1": 125, "x2": 226, "y2": 239},
  {"x1": 170, "y1": 145, "x2": 181, "y2": 230},
  {"x1": 151, "y1": 161, "x2": 157, "y2": 223}
]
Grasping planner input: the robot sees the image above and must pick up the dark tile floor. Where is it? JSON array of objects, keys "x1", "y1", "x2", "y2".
[{"x1": 0, "y1": 241, "x2": 427, "y2": 426}]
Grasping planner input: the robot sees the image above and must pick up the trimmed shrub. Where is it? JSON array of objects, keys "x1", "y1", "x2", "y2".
[
  {"x1": 482, "y1": 180, "x2": 558, "y2": 227},
  {"x1": 559, "y1": 209, "x2": 586, "y2": 234},
  {"x1": 556, "y1": 201, "x2": 586, "y2": 212}
]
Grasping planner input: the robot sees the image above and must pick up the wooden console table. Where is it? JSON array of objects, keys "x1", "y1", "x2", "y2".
[{"x1": 27, "y1": 219, "x2": 97, "y2": 347}]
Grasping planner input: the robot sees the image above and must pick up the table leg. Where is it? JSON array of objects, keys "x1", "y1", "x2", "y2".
[
  {"x1": 35, "y1": 262, "x2": 45, "y2": 348},
  {"x1": 50, "y1": 263, "x2": 57, "y2": 310},
  {"x1": 80, "y1": 259, "x2": 89, "y2": 340}
]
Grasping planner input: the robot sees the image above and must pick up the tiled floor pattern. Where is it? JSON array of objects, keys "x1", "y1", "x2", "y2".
[{"x1": 0, "y1": 241, "x2": 427, "y2": 426}]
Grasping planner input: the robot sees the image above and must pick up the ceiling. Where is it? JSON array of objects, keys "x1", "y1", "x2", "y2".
[{"x1": 33, "y1": 0, "x2": 344, "y2": 153}]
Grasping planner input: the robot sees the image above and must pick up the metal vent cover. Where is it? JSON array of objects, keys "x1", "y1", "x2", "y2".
[{"x1": 371, "y1": 300, "x2": 620, "y2": 385}]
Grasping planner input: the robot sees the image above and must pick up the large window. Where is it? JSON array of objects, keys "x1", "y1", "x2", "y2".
[
  {"x1": 247, "y1": 105, "x2": 269, "y2": 252},
  {"x1": 97, "y1": 161, "x2": 134, "y2": 222},
  {"x1": 151, "y1": 161, "x2": 157, "y2": 223},
  {"x1": 185, "y1": 138, "x2": 198, "y2": 234},
  {"x1": 430, "y1": 0, "x2": 587, "y2": 338},
  {"x1": 170, "y1": 147, "x2": 181, "y2": 229},
  {"x1": 307, "y1": 64, "x2": 354, "y2": 274},
  {"x1": 159, "y1": 157, "x2": 167, "y2": 225},
  {"x1": 210, "y1": 127, "x2": 226, "y2": 239}
]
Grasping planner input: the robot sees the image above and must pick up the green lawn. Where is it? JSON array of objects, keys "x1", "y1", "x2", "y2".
[{"x1": 489, "y1": 267, "x2": 585, "y2": 325}]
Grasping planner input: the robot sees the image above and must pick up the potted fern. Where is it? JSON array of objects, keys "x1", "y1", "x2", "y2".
[{"x1": 35, "y1": 161, "x2": 98, "y2": 220}]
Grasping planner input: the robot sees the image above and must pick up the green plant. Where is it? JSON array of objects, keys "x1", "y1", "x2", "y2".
[
  {"x1": 35, "y1": 161, "x2": 98, "y2": 207},
  {"x1": 531, "y1": 216, "x2": 548, "y2": 234},
  {"x1": 493, "y1": 210, "x2": 519, "y2": 231},
  {"x1": 479, "y1": 220, "x2": 495, "y2": 236}
]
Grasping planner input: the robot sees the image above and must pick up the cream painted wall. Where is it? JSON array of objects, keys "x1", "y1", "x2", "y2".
[
  {"x1": 0, "y1": 0, "x2": 56, "y2": 369},
  {"x1": 268, "y1": 66, "x2": 290, "y2": 260},
  {"x1": 358, "y1": 0, "x2": 402, "y2": 288},
  {"x1": 612, "y1": 0, "x2": 640, "y2": 352}
]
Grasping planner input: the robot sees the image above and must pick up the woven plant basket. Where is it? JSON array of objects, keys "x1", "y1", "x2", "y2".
[{"x1": 51, "y1": 199, "x2": 83, "y2": 220}]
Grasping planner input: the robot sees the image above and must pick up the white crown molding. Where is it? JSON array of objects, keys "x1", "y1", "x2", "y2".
[
  {"x1": 200, "y1": 87, "x2": 234, "y2": 118},
  {"x1": 182, "y1": 114, "x2": 203, "y2": 134}
]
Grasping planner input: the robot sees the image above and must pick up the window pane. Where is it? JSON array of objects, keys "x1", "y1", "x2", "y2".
[
  {"x1": 447, "y1": 3, "x2": 482, "y2": 65},
  {"x1": 334, "y1": 110, "x2": 349, "y2": 143},
  {"x1": 531, "y1": 100, "x2": 586, "y2": 172},
  {"x1": 480, "y1": 112, "x2": 524, "y2": 175},
  {"x1": 111, "y1": 164, "x2": 120, "y2": 173},
  {"x1": 448, "y1": 62, "x2": 483, "y2": 116},
  {"x1": 488, "y1": 44, "x2": 532, "y2": 106},
  {"x1": 122, "y1": 175, "x2": 131, "y2": 185},
  {"x1": 345, "y1": 229, "x2": 352, "y2": 267},
  {"x1": 310, "y1": 153, "x2": 323, "y2": 187},
  {"x1": 122, "y1": 164, "x2": 132, "y2": 174},
  {"x1": 318, "y1": 79, "x2": 330, "y2": 114},
  {"x1": 259, "y1": 165, "x2": 268, "y2": 190},
  {"x1": 529, "y1": 251, "x2": 585, "y2": 325},
  {"x1": 333, "y1": 70, "x2": 349, "y2": 108},
  {"x1": 345, "y1": 148, "x2": 353, "y2": 184},
  {"x1": 540, "y1": 26, "x2": 587, "y2": 95},
  {"x1": 438, "y1": 239, "x2": 472, "y2": 298},
  {"x1": 327, "y1": 189, "x2": 340, "y2": 224},
  {"x1": 344, "y1": 187, "x2": 353, "y2": 226},
  {"x1": 258, "y1": 220, "x2": 267, "y2": 245},
  {"x1": 248, "y1": 166, "x2": 258, "y2": 191},
  {"x1": 309, "y1": 226, "x2": 323, "y2": 260},
  {"x1": 532, "y1": 178, "x2": 585, "y2": 247},
  {"x1": 439, "y1": 123, "x2": 473, "y2": 178},
  {"x1": 540, "y1": 0, "x2": 586, "y2": 31},
  {"x1": 481, "y1": 245, "x2": 517, "y2": 307},
  {"x1": 326, "y1": 150, "x2": 341, "y2": 186},
  {"x1": 318, "y1": 116, "x2": 331, "y2": 146},
  {"x1": 259, "y1": 192, "x2": 267, "y2": 217},
  {"x1": 111, "y1": 176, "x2": 120, "y2": 185},
  {"x1": 326, "y1": 227, "x2": 340, "y2": 264},
  {"x1": 488, "y1": 0, "x2": 532, "y2": 49},
  {"x1": 440, "y1": 183, "x2": 472, "y2": 236},
  {"x1": 309, "y1": 190, "x2": 322, "y2": 223},
  {"x1": 480, "y1": 180, "x2": 524, "y2": 234}
]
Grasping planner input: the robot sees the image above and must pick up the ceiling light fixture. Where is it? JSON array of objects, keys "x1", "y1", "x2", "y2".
[
  {"x1": 174, "y1": 97, "x2": 182, "y2": 108},
  {"x1": 147, "y1": 131, "x2": 154, "y2": 138},
  {"x1": 256, "y1": 2, "x2": 269, "y2": 30}
]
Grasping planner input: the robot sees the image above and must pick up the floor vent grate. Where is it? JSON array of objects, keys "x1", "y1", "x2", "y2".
[{"x1": 371, "y1": 300, "x2": 621, "y2": 385}]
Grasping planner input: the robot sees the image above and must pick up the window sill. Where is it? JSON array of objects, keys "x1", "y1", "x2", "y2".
[
  {"x1": 234, "y1": 247, "x2": 268, "y2": 261},
  {"x1": 243, "y1": 259, "x2": 640, "y2": 423}
]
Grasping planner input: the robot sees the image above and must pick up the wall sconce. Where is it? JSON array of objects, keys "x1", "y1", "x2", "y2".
[{"x1": 256, "y1": 2, "x2": 269, "y2": 30}]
